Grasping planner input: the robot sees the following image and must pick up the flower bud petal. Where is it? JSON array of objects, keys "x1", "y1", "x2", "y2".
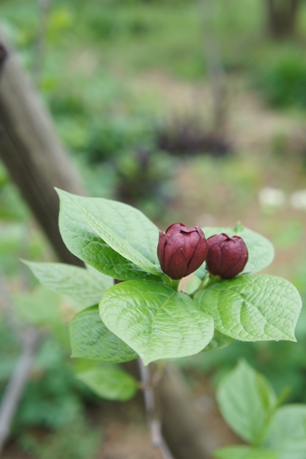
[
  {"x1": 206, "y1": 233, "x2": 248, "y2": 279},
  {"x1": 157, "y1": 223, "x2": 208, "y2": 279},
  {"x1": 186, "y1": 237, "x2": 209, "y2": 275},
  {"x1": 166, "y1": 249, "x2": 188, "y2": 280}
]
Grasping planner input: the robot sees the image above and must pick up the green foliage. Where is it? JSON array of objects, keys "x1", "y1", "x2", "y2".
[
  {"x1": 13, "y1": 287, "x2": 63, "y2": 328},
  {"x1": 28, "y1": 191, "x2": 302, "y2": 369},
  {"x1": 0, "y1": 165, "x2": 27, "y2": 221},
  {"x1": 195, "y1": 274, "x2": 301, "y2": 342},
  {"x1": 0, "y1": 320, "x2": 21, "y2": 383},
  {"x1": 179, "y1": 304, "x2": 306, "y2": 405},
  {"x1": 70, "y1": 306, "x2": 137, "y2": 363},
  {"x1": 100, "y1": 280, "x2": 214, "y2": 365},
  {"x1": 25, "y1": 262, "x2": 113, "y2": 309},
  {"x1": 19, "y1": 419, "x2": 100, "y2": 459},
  {"x1": 255, "y1": 47, "x2": 306, "y2": 109},
  {"x1": 13, "y1": 287, "x2": 69, "y2": 347},
  {"x1": 6, "y1": 336, "x2": 85, "y2": 431},
  {"x1": 214, "y1": 361, "x2": 306, "y2": 459},
  {"x1": 216, "y1": 361, "x2": 277, "y2": 444},
  {"x1": 214, "y1": 445, "x2": 277, "y2": 459},
  {"x1": 57, "y1": 189, "x2": 162, "y2": 279},
  {"x1": 74, "y1": 1, "x2": 205, "y2": 79},
  {"x1": 76, "y1": 362, "x2": 137, "y2": 401},
  {"x1": 80, "y1": 202, "x2": 160, "y2": 274},
  {"x1": 263, "y1": 405, "x2": 306, "y2": 459}
]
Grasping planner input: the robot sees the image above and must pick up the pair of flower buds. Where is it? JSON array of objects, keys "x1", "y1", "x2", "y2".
[{"x1": 157, "y1": 223, "x2": 248, "y2": 280}]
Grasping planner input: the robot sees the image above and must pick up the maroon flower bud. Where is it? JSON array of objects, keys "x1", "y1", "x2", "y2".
[
  {"x1": 206, "y1": 233, "x2": 248, "y2": 279},
  {"x1": 157, "y1": 223, "x2": 208, "y2": 280}
]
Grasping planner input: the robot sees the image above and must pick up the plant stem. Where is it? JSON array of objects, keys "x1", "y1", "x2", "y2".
[
  {"x1": 138, "y1": 359, "x2": 175, "y2": 459},
  {"x1": 191, "y1": 272, "x2": 218, "y2": 297},
  {"x1": 253, "y1": 391, "x2": 288, "y2": 448}
]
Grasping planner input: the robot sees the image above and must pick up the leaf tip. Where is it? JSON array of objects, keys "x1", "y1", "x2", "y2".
[
  {"x1": 54, "y1": 187, "x2": 62, "y2": 197},
  {"x1": 20, "y1": 258, "x2": 30, "y2": 266},
  {"x1": 55, "y1": 187, "x2": 73, "y2": 200},
  {"x1": 141, "y1": 357, "x2": 152, "y2": 366}
]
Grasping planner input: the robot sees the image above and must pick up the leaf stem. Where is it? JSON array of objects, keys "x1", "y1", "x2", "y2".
[
  {"x1": 253, "y1": 390, "x2": 289, "y2": 448},
  {"x1": 191, "y1": 273, "x2": 218, "y2": 298},
  {"x1": 163, "y1": 276, "x2": 180, "y2": 291}
]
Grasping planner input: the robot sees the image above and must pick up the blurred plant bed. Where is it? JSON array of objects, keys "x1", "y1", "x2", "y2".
[
  {"x1": 253, "y1": 44, "x2": 306, "y2": 110},
  {"x1": 155, "y1": 116, "x2": 232, "y2": 158},
  {"x1": 270, "y1": 126, "x2": 306, "y2": 167},
  {"x1": 0, "y1": 315, "x2": 101, "y2": 459}
]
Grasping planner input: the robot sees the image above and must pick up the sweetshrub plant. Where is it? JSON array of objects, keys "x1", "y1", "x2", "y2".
[{"x1": 26, "y1": 189, "x2": 302, "y2": 401}]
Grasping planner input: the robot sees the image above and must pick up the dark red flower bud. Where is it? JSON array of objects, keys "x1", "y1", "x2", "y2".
[
  {"x1": 157, "y1": 223, "x2": 208, "y2": 280},
  {"x1": 206, "y1": 233, "x2": 248, "y2": 279}
]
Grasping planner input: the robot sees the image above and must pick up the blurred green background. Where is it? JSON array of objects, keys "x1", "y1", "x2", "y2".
[{"x1": 1, "y1": 0, "x2": 306, "y2": 457}]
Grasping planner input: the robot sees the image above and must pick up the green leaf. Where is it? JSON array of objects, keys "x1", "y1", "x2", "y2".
[
  {"x1": 99, "y1": 280, "x2": 214, "y2": 365},
  {"x1": 198, "y1": 225, "x2": 275, "y2": 278},
  {"x1": 80, "y1": 205, "x2": 161, "y2": 275},
  {"x1": 76, "y1": 364, "x2": 137, "y2": 401},
  {"x1": 216, "y1": 360, "x2": 277, "y2": 444},
  {"x1": 69, "y1": 306, "x2": 137, "y2": 363},
  {"x1": 195, "y1": 274, "x2": 302, "y2": 342},
  {"x1": 263, "y1": 405, "x2": 306, "y2": 459},
  {"x1": 57, "y1": 189, "x2": 160, "y2": 280},
  {"x1": 25, "y1": 261, "x2": 113, "y2": 307},
  {"x1": 214, "y1": 445, "x2": 277, "y2": 459}
]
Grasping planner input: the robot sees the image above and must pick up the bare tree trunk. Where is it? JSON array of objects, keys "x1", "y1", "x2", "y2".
[{"x1": 265, "y1": 0, "x2": 301, "y2": 38}]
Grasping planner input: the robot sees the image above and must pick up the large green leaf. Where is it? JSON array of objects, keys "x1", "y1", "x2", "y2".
[
  {"x1": 214, "y1": 446, "x2": 277, "y2": 459},
  {"x1": 99, "y1": 280, "x2": 214, "y2": 365},
  {"x1": 216, "y1": 360, "x2": 277, "y2": 444},
  {"x1": 80, "y1": 205, "x2": 161, "y2": 275},
  {"x1": 69, "y1": 306, "x2": 137, "y2": 363},
  {"x1": 57, "y1": 189, "x2": 160, "y2": 280},
  {"x1": 76, "y1": 364, "x2": 137, "y2": 401},
  {"x1": 263, "y1": 405, "x2": 306, "y2": 459},
  {"x1": 195, "y1": 274, "x2": 301, "y2": 342},
  {"x1": 25, "y1": 261, "x2": 113, "y2": 307},
  {"x1": 196, "y1": 225, "x2": 275, "y2": 279}
]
